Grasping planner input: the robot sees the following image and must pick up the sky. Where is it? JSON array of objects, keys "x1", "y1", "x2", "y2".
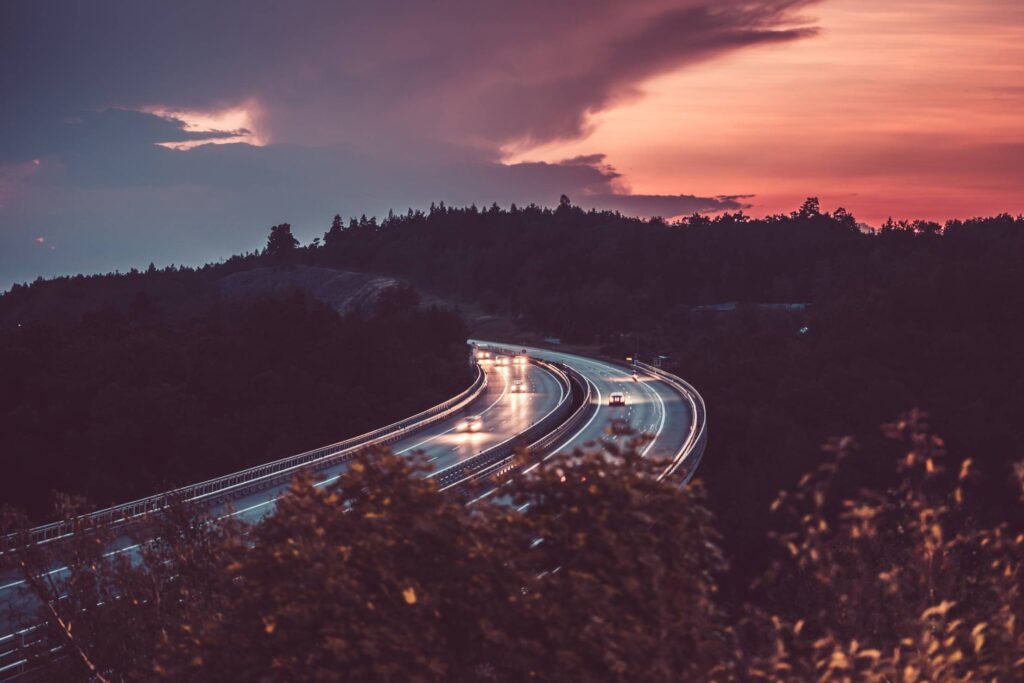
[{"x1": 1, "y1": 0, "x2": 1022, "y2": 287}]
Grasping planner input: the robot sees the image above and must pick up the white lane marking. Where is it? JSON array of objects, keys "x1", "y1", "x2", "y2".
[
  {"x1": 522, "y1": 376, "x2": 602, "y2": 475},
  {"x1": 431, "y1": 361, "x2": 566, "y2": 477},
  {"x1": 467, "y1": 487, "x2": 498, "y2": 505},
  {"x1": 175, "y1": 361, "x2": 566, "y2": 520},
  {"x1": 395, "y1": 367, "x2": 511, "y2": 456},
  {"x1": 553, "y1": 354, "x2": 666, "y2": 454},
  {"x1": 637, "y1": 377, "x2": 667, "y2": 457},
  {"x1": 480, "y1": 342, "x2": 672, "y2": 458},
  {"x1": 1, "y1": 541, "x2": 144, "y2": 592}
]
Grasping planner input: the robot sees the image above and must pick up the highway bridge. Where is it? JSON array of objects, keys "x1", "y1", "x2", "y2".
[{"x1": 0, "y1": 342, "x2": 705, "y2": 679}]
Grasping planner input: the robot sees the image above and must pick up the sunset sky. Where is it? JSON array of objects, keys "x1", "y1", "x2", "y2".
[{"x1": 2, "y1": 0, "x2": 1022, "y2": 286}]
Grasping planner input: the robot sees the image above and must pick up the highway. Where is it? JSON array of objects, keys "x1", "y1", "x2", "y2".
[
  {"x1": 0, "y1": 344, "x2": 704, "y2": 679},
  {"x1": 0, "y1": 359, "x2": 565, "y2": 662},
  {"x1": 472, "y1": 341, "x2": 694, "y2": 473}
]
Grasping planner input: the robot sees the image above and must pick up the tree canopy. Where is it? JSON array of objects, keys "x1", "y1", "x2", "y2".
[
  {"x1": 0, "y1": 291, "x2": 469, "y2": 521},
  {"x1": 3, "y1": 417, "x2": 1021, "y2": 681},
  {"x1": 265, "y1": 223, "x2": 299, "y2": 265}
]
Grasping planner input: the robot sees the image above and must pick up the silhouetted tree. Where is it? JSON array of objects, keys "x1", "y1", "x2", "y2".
[
  {"x1": 557, "y1": 193, "x2": 572, "y2": 214},
  {"x1": 265, "y1": 223, "x2": 298, "y2": 266},
  {"x1": 323, "y1": 213, "x2": 344, "y2": 251},
  {"x1": 796, "y1": 196, "x2": 820, "y2": 218}
]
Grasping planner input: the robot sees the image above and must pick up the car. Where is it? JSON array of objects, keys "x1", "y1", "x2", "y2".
[
  {"x1": 495, "y1": 356, "x2": 509, "y2": 366},
  {"x1": 513, "y1": 354, "x2": 527, "y2": 364},
  {"x1": 458, "y1": 415, "x2": 483, "y2": 432},
  {"x1": 511, "y1": 379, "x2": 526, "y2": 393},
  {"x1": 476, "y1": 350, "x2": 491, "y2": 360},
  {"x1": 609, "y1": 392, "x2": 626, "y2": 407}
]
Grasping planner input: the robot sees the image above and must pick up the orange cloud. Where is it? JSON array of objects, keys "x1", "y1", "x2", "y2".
[
  {"x1": 143, "y1": 102, "x2": 267, "y2": 150},
  {"x1": 511, "y1": 0, "x2": 1024, "y2": 224}
]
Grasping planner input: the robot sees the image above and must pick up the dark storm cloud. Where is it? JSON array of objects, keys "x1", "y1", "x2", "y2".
[
  {"x1": 0, "y1": 0, "x2": 816, "y2": 285},
  {"x1": 2, "y1": 0, "x2": 818, "y2": 151}
]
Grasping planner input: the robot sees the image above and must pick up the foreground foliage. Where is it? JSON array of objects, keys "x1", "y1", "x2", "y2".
[
  {"x1": 3, "y1": 413, "x2": 1021, "y2": 681},
  {"x1": 743, "y1": 410, "x2": 1024, "y2": 681}
]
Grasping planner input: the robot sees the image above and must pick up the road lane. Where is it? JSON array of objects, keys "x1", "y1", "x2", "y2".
[
  {"x1": 0, "y1": 360, "x2": 563, "y2": 642},
  {"x1": 475, "y1": 342, "x2": 693, "y2": 465},
  {"x1": 424, "y1": 359, "x2": 564, "y2": 473}
]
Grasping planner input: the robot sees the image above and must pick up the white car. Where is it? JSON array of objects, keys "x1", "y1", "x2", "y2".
[
  {"x1": 511, "y1": 379, "x2": 526, "y2": 393},
  {"x1": 458, "y1": 415, "x2": 483, "y2": 432}
]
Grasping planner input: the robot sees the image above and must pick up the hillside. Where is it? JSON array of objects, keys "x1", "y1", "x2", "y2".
[
  {"x1": 0, "y1": 264, "x2": 471, "y2": 521},
  {"x1": 217, "y1": 266, "x2": 400, "y2": 314}
]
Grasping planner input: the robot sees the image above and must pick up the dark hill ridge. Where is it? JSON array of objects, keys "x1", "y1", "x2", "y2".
[
  {"x1": 0, "y1": 265, "x2": 456, "y2": 330},
  {"x1": 216, "y1": 266, "x2": 402, "y2": 314},
  {"x1": 0, "y1": 271, "x2": 472, "y2": 520}
]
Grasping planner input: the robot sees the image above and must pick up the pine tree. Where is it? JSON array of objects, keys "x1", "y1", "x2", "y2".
[
  {"x1": 265, "y1": 223, "x2": 298, "y2": 266},
  {"x1": 324, "y1": 214, "x2": 344, "y2": 251}
]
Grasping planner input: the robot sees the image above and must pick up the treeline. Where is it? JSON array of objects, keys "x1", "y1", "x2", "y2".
[
  {"x1": 0, "y1": 257, "x2": 275, "y2": 331},
  {"x1": 294, "y1": 197, "x2": 1022, "y2": 340},
  {"x1": 284, "y1": 199, "x2": 1024, "y2": 592},
  {"x1": 4, "y1": 415, "x2": 1021, "y2": 680},
  {"x1": 5, "y1": 197, "x2": 1023, "y2": 595},
  {"x1": 0, "y1": 288, "x2": 470, "y2": 521}
]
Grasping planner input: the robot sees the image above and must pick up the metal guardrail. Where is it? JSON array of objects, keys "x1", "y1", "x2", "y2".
[
  {"x1": 436, "y1": 359, "x2": 596, "y2": 491},
  {"x1": 432, "y1": 359, "x2": 575, "y2": 490},
  {"x1": 461, "y1": 368, "x2": 596, "y2": 487},
  {"x1": 635, "y1": 361, "x2": 708, "y2": 485},
  {"x1": 0, "y1": 361, "x2": 491, "y2": 679},
  {"x1": 0, "y1": 349, "x2": 703, "y2": 680},
  {"x1": 0, "y1": 626, "x2": 40, "y2": 680},
  {"x1": 473, "y1": 342, "x2": 707, "y2": 486},
  {"x1": 2, "y1": 363, "x2": 487, "y2": 553}
]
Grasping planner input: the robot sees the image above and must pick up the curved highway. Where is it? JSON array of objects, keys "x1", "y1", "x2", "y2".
[
  {"x1": 473, "y1": 341, "x2": 694, "y2": 470},
  {"x1": 0, "y1": 345, "x2": 702, "y2": 678},
  {"x1": 220, "y1": 358, "x2": 564, "y2": 525},
  {"x1": 0, "y1": 359, "x2": 565, "y2": 667}
]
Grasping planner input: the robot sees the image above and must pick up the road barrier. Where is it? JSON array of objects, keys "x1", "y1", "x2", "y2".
[
  {"x1": 470, "y1": 341, "x2": 708, "y2": 486},
  {"x1": 634, "y1": 361, "x2": 708, "y2": 484},
  {"x1": 0, "y1": 347, "x2": 705, "y2": 680},
  {"x1": 2, "y1": 363, "x2": 487, "y2": 553},
  {"x1": 435, "y1": 357, "x2": 596, "y2": 491},
  {"x1": 0, "y1": 350, "x2": 600, "y2": 679}
]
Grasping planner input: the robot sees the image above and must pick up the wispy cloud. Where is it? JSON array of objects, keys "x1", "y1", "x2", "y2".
[{"x1": 0, "y1": 0, "x2": 819, "y2": 285}]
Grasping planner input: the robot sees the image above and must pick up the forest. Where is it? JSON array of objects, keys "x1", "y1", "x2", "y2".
[
  {"x1": 296, "y1": 198, "x2": 1024, "y2": 591},
  {"x1": 0, "y1": 279, "x2": 470, "y2": 521},
  {"x1": 2, "y1": 198, "x2": 1022, "y2": 679},
  {"x1": 4, "y1": 198, "x2": 1023, "y2": 586}
]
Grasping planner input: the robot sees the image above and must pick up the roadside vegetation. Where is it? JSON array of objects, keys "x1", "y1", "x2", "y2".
[
  {"x1": 3, "y1": 416, "x2": 1021, "y2": 681},
  {"x1": 293, "y1": 199, "x2": 1024, "y2": 596},
  {"x1": 2, "y1": 198, "x2": 1022, "y2": 680},
  {"x1": 0, "y1": 283, "x2": 470, "y2": 521}
]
